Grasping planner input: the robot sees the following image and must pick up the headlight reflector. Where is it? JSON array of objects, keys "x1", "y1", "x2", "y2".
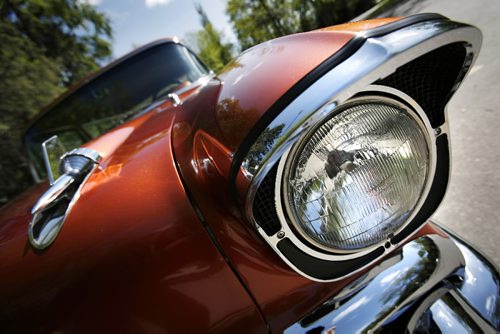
[{"x1": 282, "y1": 97, "x2": 431, "y2": 251}]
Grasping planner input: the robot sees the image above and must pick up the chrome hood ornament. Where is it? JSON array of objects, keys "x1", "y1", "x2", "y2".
[{"x1": 29, "y1": 145, "x2": 101, "y2": 250}]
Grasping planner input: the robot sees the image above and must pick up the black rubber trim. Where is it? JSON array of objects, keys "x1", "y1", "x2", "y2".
[
  {"x1": 392, "y1": 134, "x2": 450, "y2": 244},
  {"x1": 277, "y1": 238, "x2": 385, "y2": 280},
  {"x1": 230, "y1": 13, "x2": 449, "y2": 196}
]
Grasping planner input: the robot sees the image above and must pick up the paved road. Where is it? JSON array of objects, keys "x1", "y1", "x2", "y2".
[{"x1": 380, "y1": 0, "x2": 500, "y2": 265}]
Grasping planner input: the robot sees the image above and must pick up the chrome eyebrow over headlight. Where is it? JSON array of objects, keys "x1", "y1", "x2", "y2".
[{"x1": 232, "y1": 16, "x2": 482, "y2": 281}]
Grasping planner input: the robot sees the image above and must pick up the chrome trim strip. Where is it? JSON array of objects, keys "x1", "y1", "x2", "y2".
[
  {"x1": 284, "y1": 231, "x2": 499, "y2": 333},
  {"x1": 284, "y1": 235, "x2": 465, "y2": 333},
  {"x1": 448, "y1": 290, "x2": 498, "y2": 333},
  {"x1": 406, "y1": 288, "x2": 497, "y2": 333},
  {"x1": 451, "y1": 236, "x2": 500, "y2": 329},
  {"x1": 167, "y1": 93, "x2": 181, "y2": 107},
  {"x1": 406, "y1": 233, "x2": 499, "y2": 333},
  {"x1": 172, "y1": 74, "x2": 213, "y2": 97},
  {"x1": 131, "y1": 74, "x2": 214, "y2": 119},
  {"x1": 405, "y1": 287, "x2": 451, "y2": 332},
  {"x1": 241, "y1": 19, "x2": 481, "y2": 221}
]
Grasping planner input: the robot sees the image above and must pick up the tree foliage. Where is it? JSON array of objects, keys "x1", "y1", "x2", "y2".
[
  {"x1": 227, "y1": 0, "x2": 376, "y2": 50},
  {"x1": 0, "y1": 21, "x2": 63, "y2": 134},
  {"x1": 0, "y1": 0, "x2": 112, "y2": 204},
  {"x1": 1, "y1": 0, "x2": 112, "y2": 85},
  {"x1": 188, "y1": 3, "x2": 233, "y2": 73}
]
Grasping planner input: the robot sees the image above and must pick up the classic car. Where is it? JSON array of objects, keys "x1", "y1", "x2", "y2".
[{"x1": 0, "y1": 13, "x2": 498, "y2": 333}]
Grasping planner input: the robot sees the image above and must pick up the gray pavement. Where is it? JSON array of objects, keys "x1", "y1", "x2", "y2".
[{"x1": 382, "y1": 0, "x2": 500, "y2": 265}]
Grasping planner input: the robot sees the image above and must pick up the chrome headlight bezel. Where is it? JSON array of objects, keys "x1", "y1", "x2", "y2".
[
  {"x1": 275, "y1": 91, "x2": 437, "y2": 256},
  {"x1": 232, "y1": 18, "x2": 481, "y2": 281}
]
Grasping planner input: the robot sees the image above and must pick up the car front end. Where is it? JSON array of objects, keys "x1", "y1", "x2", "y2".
[{"x1": 0, "y1": 13, "x2": 497, "y2": 333}]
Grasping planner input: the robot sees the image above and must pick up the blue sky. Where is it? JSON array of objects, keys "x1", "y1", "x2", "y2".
[{"x1": 84, "y1": 0, "x2": 237, "y2": 59}]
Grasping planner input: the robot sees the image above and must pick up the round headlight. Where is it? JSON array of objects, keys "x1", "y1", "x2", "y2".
[{"x1": 281, "y1": 96, "x2": 431, "y2": 252}]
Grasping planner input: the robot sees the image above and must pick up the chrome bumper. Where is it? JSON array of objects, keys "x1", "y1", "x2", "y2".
[{"x1": 285, "y1": 228, "x2": 499, "y2": 333}]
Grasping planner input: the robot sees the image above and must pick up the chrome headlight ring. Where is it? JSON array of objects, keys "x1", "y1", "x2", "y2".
[{"x1": 275, "y1": 87, "x2": 437, "y2": 257}]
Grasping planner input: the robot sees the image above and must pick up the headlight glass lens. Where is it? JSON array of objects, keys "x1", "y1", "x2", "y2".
[{"x1": 284, "y1": 99, "x2": 430, "y2": 251}]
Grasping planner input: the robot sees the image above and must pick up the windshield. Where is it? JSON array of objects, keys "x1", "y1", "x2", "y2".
[{"x1": 24, "y1": 42, "x2": 209, "y2": 180}]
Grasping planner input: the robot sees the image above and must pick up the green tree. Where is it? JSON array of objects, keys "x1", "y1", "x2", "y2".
[
  {"x1": 0, "y1": 0, "x2": 112, "y2": 205},
  {"x1": 227, "y1": 0, "x2": 376, "y2": 50},
  {"x1": 0, "y1": 21, "x2": 63, "y2": 134},
  {"x1": 226, "y1": 0, "x2": 297, "y2": 50},
  {"x1": 188, "y1": 3, "x2": 233, "y2": 73},
  {"x1": 300, "y1": 0, "x2": 376, "y2": 28},
  {"x1": 1, "y1": 0, "x2": 112, "y2": 85}
]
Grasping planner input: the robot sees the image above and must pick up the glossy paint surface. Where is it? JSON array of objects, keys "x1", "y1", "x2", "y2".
[
  {"x1": 318, "y1": 17, "x2": 401, "y2": 32},
  {"x1": 216, "y1": 30, "x2": 353, "y2": 151},
  {"x1": 0, "y1": 98, "x2": 267, "y2": 333},
  {"x1": 168, "y1": 19, "x2": 474, "y2": 332},
  {"x1": 214, "y1": 17, "x2": 400, "y2": 152},
  {"x1": 0, "y1": 17, "x2": 450, "y2": 333}
]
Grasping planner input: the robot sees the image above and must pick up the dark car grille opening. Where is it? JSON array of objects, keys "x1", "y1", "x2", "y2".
[
  {"x1": 253, "y1": 165, "x2": 281, "y2": 236},
  {"x1": 377, "y1": 42, "x2": 467, "y2": 128}
]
